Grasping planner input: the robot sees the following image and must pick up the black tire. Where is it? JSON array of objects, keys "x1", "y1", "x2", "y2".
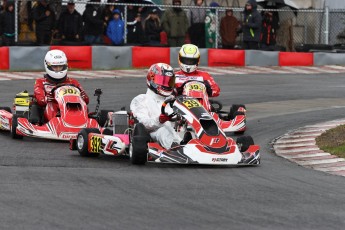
[
  {"x1": 11, "y1": 114, "x2": 23, "y2": 139},
  {"x1": 236, "y1": 136, "x2": 254, "y2": 152},
  {"x1": 98, "y1": 110, "x2": 113, "y2": 127},
  {"x1": 130, "y1": 123, "x2": 150, "y2": 165},
  {"x1": 102, "y1": 128, "x2": 113, "y2": 136},
  {"x1": 0, "y1": 107, "x2": 11, "y2": 113},
  {"x1": 229, "y1": 104, "x2": 246, "y2": 120},
  {"x1": 77, "y1": 128, "x2": 101, "y2": 157}
]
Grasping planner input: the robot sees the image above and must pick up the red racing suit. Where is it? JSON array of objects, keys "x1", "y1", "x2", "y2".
[
  {"x1": 174, "y1": 70, "x2": 220, "y2": 97},
  {"x1": 33, "y1": 75, "x2": 90, "y2": 122}
]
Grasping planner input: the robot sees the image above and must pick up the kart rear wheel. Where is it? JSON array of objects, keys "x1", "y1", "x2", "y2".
[
  {"x1": 130, "y1": 123, "x2": 150, "y2": 165},
  {"x1": 77, "y1": 128, "x2": 101, "y2": 157},
  {"x1": 98, "y1": 110, "x2": 113, "y2": 127},
  {"x1": 0, "y1": 107, "x2": 11, "y2": 113},
  {"x1": 229, "y1": 104, "x2": 246, "y2": 120},
  {"x1": 11, "y1": 114, "x2": 23, "y2": 139},
  {"x1": 236, "y1": 136, "x2": 254, "y2": 152}
]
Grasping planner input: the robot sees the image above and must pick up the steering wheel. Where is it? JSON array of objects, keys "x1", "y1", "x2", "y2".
[
  {"x1": 50, "y1": 83, "x2": 81, "y2": 95},
  {"x1": 161, "y1": 97, "x2": 177, "y2": 120}
]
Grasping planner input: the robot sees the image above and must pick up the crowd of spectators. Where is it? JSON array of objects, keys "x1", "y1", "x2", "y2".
[{"x1": 0, "y1": 0, "x2": 281, "y2": 50}]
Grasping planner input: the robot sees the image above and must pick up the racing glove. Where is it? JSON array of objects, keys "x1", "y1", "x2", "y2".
[
  {"x1": 46, "y1": 92, "x2": 54, "y2": 102},
  {"x1": 80, "y1": 91, "x2": 88, "y2": 101},
  {"x1": 204, "y1": 81, "x2": 213, "y2": 97},
  {"x1": 159, "y1": 114, "x2": 170, "y2": 124}
]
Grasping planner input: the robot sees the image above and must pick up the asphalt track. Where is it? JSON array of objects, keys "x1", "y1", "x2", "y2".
[{"x1": 1, "y1": 73, "x2": 345, "y2": 230}]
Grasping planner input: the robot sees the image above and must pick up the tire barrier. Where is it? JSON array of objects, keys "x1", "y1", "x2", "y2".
[{"x1": 1, "y1": 46, "x2": 345, "y2": 71}]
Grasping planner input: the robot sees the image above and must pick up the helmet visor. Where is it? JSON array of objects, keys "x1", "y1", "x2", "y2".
[
  {"x1": 180, "y1": 56, "x2": 199, "y2": 66},
  {"x1": 154, "y1": 74, "x2": 175, "y2": 88},
  {"x1": 48, "y1": 64, "x2": 68, "y2": 72}
]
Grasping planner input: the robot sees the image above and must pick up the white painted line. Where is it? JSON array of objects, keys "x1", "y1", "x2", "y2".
[
  {"x1": 280, "y1": 66, "x2": 315, "y2": 74},
  {"x1": 274, "y1": 142, "x2": 316, "y2": 148},
  {"x1": 297, "y1": 158, "x2": 345, "y2": 166},
  {"x1": 284, "y1": 152, "x2": 330, "y2": 159},
  {"x1": 0, "y1": 73, "x2": 34, "y2": 79},
  {"x1": 314, "y1": 166, "x2": 345, "y2": 172},
  {"x1": 275, "y1": 147, "x2": 320, "y2": 154},
  {"x1": 276, "y1": 137, "x2": 315, "y2": 143},
  {"x1": 326, "y1": 65, "x2": 345, "y2": 70}
]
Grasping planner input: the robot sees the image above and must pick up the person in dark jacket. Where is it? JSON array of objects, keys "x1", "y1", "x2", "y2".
[
  {"x1": 242, "y1": 0, "x2": 261, "y2": 49},
  {"x1": 0, "y1": 1, "x2": 16, "y2": 46},
  {"x1": 161, "y1": 0, "x2": 189, "y2": 47},
  {"x1": 189, "y1": 0, "x2": 206, "y2": 48},
  {"x1": 82, "y1": 0, "x2": 104, "y2": 45},
  {"x1": 33, "y1": 0, "x2": 56, "y2": 45},
  {"x1": 144, "y1": 8, "x2": 162, "y2": 45},
  {"x1": 126, "y1": 3, "x2": 144, "y2": 45},
  {"x1": 106, "y1": 9, "x2": 124, "y2": 45},
  {"x1": 57, "y1": 1, "x2": 83, "y2": 45},
  {"x1": 260, "y1": 10, "x2": 279, "y2": 50}
]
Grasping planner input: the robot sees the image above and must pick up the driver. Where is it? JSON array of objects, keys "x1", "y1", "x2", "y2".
[
  {"x1": 130, "y1": 63, "x2": 185, "y2": 149},
  {"x1": 33, "y1": 49, "x2": 89, "y2": 122},
  {"x1": 174, "y1": 44, "x2": 220, "y2": 98}
]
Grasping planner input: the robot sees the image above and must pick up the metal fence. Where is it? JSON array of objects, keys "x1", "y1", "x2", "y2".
[{"x1": 2, "y1": 0, "x2": 345, "y2": 51}]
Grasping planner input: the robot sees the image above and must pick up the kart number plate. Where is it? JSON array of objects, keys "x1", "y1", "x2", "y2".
[
  {"x1": 188, "y1": 83, "x2": 204, "y2": 91},
  {"x1": 59, "y1": 88, "x2": 80, "y2": 96},
  {"x1": 183, "y1": 99, "x2": 201, "y2": 109},
  {"x1": 90, "y1": 136, "x2": 102, "y2": 153}
]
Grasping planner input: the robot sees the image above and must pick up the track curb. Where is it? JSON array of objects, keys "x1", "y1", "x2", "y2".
[{"x1": 273, "y1": 119, "x2": 345, "y2": 177}]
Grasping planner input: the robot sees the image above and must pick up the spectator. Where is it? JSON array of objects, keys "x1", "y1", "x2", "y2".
[
  {"x1": 205, "y1": 2, "x2": 219, "y2": 48},
  {"x1": 0, "y1": 0, "x2": 16, "y2": 46},
  {"x1": 82, "y1": 0, "x2": 104, "y2": 45},
  {"x1": 57, "y1": 0, "x2": 83, "y2": 45},
  {"x1": 126, "y1": 3, "x2": 144, "y2": 45},
  {"x1": 144, "y1": 8, "x2": 162, "y2": 45},
  {"x1": 242, "y1": 0, "x2": 261, "y2": 49},
  {"x1": 188, "y1": 0, "x2": 206, "y2": 48},
  {"x1": 260, "y1": 10, "x2": 279, "y2": 50},
  {"x1": 32, "y1": 0, "x2": 56, "y2": 45},
  {"x1": 103, "y1": 0, "x2": 116, "y2": 29},
  {"x1": 161, "y1": 0, "x2": 189, "y2": 47},
  {"x1": 220, "y1": 9, "x2": 240, "y2": 49},
  {"x1": 106, "y1": 9, "x2": 124, "y2": 45}
]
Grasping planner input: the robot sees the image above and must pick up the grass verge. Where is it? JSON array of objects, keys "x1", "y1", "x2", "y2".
[{"x1": 316, "y1": 124, "x2": 345, "y2": 158}]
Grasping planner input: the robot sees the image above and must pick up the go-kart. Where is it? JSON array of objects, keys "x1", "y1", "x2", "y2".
[
  {"x1": 71, "y1": 95, "x2": 260, "y2": 166},
  {"x1": 0, "y1": 84, "x2": 112, "y2": 141},
  {"x1": 177, "y1": 76, "x2": 247, "y2": 134}
]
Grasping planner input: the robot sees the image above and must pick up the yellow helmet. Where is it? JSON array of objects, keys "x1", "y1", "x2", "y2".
[{"x1": 178, "y1": 44, "x2": 200, "y2": 73}]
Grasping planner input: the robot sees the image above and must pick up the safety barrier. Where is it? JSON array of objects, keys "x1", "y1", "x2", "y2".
[
  {"x1": 1, "y1": 46, "x2": 345, "y2": 71},
  {"x1": 0, "y1": 47, "x2": 9, "y2": 70}
]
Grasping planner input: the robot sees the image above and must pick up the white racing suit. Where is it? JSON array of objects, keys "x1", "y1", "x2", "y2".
[{"x1": 130, "y1": 89, "x2": 181, "y2": 149}]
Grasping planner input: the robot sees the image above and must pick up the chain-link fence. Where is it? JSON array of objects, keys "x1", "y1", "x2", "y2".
[{"x1": 1, "y1": 0, "x2": 345, "y2": 51}]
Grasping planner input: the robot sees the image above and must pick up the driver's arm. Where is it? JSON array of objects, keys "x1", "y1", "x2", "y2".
[
  {"x1": 130, "y1": 95, "x2": 161, "y2": 131},
  {"x1": 203, "y1": 73, "x2": 220, "y2": 97},
  {"x1": 33, "y1": 79, "x2": 47, "y2": 106}
]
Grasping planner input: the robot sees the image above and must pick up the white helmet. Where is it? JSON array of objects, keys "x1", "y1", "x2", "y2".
[
  {"x1": 178, "y1": 44, "x2": 200, "y2": 73},
  {"x1": 44, "y1": 50, "x2": 68, "y2": 82}
]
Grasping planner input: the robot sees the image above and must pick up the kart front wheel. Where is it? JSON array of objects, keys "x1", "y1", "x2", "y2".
[
  {"x1": 77, "y1": 128, "x2": 101, "y2": 157},
  {"x1": 130, "y1": 123, "x2": 150, "y2": 165},
  {"x1": 11, "y1": 114, "x2": 23, "y2": 139},
  {"x1": 236, "y1": 136, "x2": 254, "y2": 152}
]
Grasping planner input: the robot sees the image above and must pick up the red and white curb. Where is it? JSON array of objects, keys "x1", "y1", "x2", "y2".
[
  {"x1": 273, "y1": 119, "x2": 345, "y2": 177},
  {"x1": 1, "y1": 65, "x2": 345, "y2": 81}
]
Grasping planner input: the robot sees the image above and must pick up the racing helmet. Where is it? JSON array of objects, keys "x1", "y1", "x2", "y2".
[
  {"x1": 146, "y1": 63, "x2": 175, "y2": 97},
  {"x1": 178, "y1": 44, "x2": 200, "y2": 73},
  {"x1": 44, "y1": 49, "x2": 68, "y2": 83}
]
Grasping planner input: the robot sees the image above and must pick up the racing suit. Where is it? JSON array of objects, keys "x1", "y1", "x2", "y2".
[
  {"x1": 174, "y1": 70, "x2": 221, "y2": 97},
  {"x1": 33, "y1": 75, "x2": 89, "y2": 122},
  {"x1": 130, "y1": 88, "x2": 181, "y2": 149}
]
